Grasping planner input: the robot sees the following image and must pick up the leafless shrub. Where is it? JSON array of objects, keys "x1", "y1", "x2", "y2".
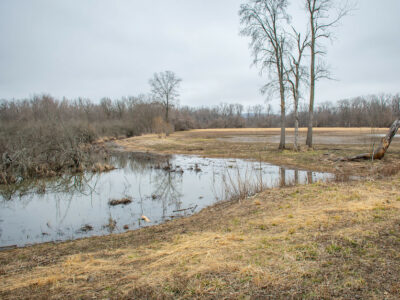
[
  {"x1": 153, "y1": 116, "x2": 173, "y2": 138},
  {"x1": 216, "y1": 163, "x2": 266, "y2": 202}
]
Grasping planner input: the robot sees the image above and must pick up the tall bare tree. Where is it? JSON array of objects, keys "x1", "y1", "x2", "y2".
[
  {"x1": 240, "y1": 0, "x2": 290, "y2": 149},
  {"x1": 149, "y1": 71, "x2": 182, "y2": 124},
  {"x1": 286, "y1": 29, "x2": 309, "y2": 151},
  {"x1": 305, "y1": 0, "x2": 352, "y2": 147}
]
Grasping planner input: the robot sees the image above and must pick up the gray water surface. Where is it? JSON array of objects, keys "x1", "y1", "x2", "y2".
[{"x1": 0, "y1": 153, "x2": 334, "y2": 248}]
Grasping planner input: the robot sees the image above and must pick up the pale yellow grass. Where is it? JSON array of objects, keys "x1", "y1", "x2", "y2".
[{"x1": 189, "y1": 127, "x2": 389, "y2": 133}]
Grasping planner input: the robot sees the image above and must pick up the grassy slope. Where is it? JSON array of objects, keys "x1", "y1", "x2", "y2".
[{"x1": 1, "y1": 177, "x2": 400, "y2": 299}]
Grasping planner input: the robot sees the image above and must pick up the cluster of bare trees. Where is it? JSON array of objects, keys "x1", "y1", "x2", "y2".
[
  {"x1": 0, "y1": 91, "x2": 397, "y2": 183},
  {"x1": 0, "y1": 94, "x2": 165, "y2": 183},
  {"x1": 176, "y1": 103, "x2": 277, "y2": 128},
  {"x1": 296, "y1": 94, "x2": 400, "y2": 128},
  {"x1": 240, "y1": 0, "x2": 353, "y2": 150},
  {"x1": 178, "y1": 94, "x2": 399, "y2": 129}
]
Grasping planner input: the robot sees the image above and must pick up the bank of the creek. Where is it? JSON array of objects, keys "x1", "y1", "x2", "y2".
[{"x1": 0, "y1": 152, "x2": 335, "y2": 248}]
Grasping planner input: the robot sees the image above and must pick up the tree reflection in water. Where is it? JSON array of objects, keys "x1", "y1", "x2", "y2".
[
  {"x1": 150, "y1": 159, "x2": 183, "y2": 221},
  {"x1": 280, "y1": 167, "x2": 286, "y2": 187}
]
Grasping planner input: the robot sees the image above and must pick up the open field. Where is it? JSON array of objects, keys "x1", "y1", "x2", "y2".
[
  {"x1": 1, "y1": 128, "x2": 400, "y2": 299},
  {"x1": 117, "y1": 127, "x2": 400, "y2": 176}
]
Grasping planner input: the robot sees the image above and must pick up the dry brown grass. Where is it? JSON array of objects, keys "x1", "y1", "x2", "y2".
[
  {"x1": 91, "y1": 163, "x2": 115, "y2": 173},
  {"x1": 189, "y1": 127, "x2": 389, "y2": 133},
  {"x1": 1, "y1": 175, "x2": 400, "y2": 299}
]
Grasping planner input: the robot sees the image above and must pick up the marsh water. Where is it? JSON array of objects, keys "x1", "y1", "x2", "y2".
[{"x1": 0, "y1": 152, "x2": 334, "y2": 248}]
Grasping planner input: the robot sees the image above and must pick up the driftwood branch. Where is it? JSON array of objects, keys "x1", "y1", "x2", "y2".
[{"x1": 340, "y1": 118, "x2": 400, "y2": 161}]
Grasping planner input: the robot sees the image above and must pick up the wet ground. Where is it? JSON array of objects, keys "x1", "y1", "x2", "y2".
[{"x1": 0, "y1": 152, "x2": 335, "y2": 248}]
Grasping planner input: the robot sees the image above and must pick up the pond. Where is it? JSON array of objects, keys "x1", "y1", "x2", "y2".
[{"x1": 0, "y1": 152, "x2": 335, "y2": 248}]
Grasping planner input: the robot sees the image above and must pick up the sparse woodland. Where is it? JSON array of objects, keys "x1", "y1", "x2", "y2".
[{"x1": 0, "y1": 93, "x2": 399, "y2": 183}]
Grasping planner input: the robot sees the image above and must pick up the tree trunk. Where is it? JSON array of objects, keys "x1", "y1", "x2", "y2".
[
  {"x1": 165, "y1": 98, "x2": 169, "y2": 124},
  {"x1": 306, "y1": 104, "x2": 314, "y2": 147},
  {"x1": 294, "y1": 76, "x2": 300, "y2": 151},
  {"x1": 279, "y1": 104, "x2": 286, "y2": 150},
  {"x1": 294, "y1": 108, "x2": 299, "y2": 151},
  {"x1": 342, "y1": 118, "x2": 400, "y2": 161},
  {"x1": 279, "y1": 74, "x2": 286, "y2": 150},
  {"x1": 165, "y1": 96, "x2": 170, "y2": 137},
  {"x1": 306, "y1": 21, "x2": 316, "y2": 148}
]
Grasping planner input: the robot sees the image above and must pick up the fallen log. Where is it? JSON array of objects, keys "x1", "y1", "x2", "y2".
[{"x1": 340, "y1": 118, "x2": 400, "y2": 161}]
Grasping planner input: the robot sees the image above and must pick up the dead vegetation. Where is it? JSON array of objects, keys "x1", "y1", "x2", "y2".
[
  {"x1": 79, "y1": 224, "x2": 94, "y2": 233},
  {"x1": 91, "y1": 163, "x2": 115, "y2": 173},
  {"x1": 104, "y1": 217, "x2": 117, "y2": 233},
  {"x1": 0, "y1": 95, "x2": 165, "y2": 185},
  {"x1": 108, "y1": 197, "x2": 133, "y2": 206},
  {"x1": 1, "y1": 173, "x2": 399, "y2": 299}
]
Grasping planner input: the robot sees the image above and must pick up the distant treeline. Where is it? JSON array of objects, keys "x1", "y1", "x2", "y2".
[
  {"x1": 181, "y1": 94, "x2": 400, "y2": 128},
  {"x1": 1, "y1": 93, "x2": 399, "y2": 134}
]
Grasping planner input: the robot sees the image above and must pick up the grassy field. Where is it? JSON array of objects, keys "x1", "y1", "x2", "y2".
[{"x1": 1, "y1": 128, "x2": 400, "y2": 299}]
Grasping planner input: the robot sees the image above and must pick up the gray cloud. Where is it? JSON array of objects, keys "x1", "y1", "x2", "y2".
[{"x1": 0, "y1": 0, "x2": 399, "y2": 111}]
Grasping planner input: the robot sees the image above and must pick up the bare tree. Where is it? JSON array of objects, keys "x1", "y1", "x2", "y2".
[
  {"x1": 149, "y1": 71, "x2": 182, "y2": 124},
  {"x1": 305, "y1": 0, "x2": 352, "y2": 147},
  {"x1": 240, "y1": 0, "x2": 290, "y2": 149},
  {"x1": 286, "y1": 29, "x2": 309, "y2": 151}
]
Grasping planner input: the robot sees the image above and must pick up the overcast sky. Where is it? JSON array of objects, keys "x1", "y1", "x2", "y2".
[{"x1": 0, "y1": 0, "x2": 399, "y2": 111}]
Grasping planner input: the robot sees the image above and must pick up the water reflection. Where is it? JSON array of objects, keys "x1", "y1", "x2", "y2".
[
  {"x1": 0, "y1": 152, "x2": 335, "y2": 248},
  {"x1": 307, "y1": 171, "x2": 314, "y2": 184},
  {"x1": 280, "y1": 168, "x2": 286, "y2": 187},
  {"x1": 152, "y1": 167, "x2": 183, "y2": 221}
]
